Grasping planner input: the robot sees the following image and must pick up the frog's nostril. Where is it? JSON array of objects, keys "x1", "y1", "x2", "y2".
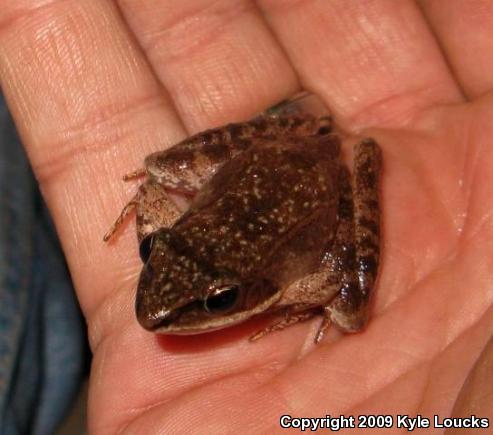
[{"x1": 156, "y1": 310, "x2": 180, "y2": 328}]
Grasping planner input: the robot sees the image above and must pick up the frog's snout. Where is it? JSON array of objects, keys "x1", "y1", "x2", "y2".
[{"x1": 136, "y1": 301, "x2": 180, "y2": 331}]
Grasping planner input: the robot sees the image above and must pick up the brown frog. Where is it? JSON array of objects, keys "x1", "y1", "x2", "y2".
[{"x1": 104, "y1": 108, "x2": 381, "y2": 343}]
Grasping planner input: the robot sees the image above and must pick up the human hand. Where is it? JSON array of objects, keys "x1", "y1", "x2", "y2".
[{"x1": 1, "y1": 1, "x2": 492, "y2": 432}]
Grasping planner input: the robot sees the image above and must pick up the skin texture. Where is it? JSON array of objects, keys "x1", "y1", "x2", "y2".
[
  {"x1": 1, "y1": 0, "x2": 493, "y2": 433},
  {"x1": 121, "y1": 113, "x2": 380, "y2": 339}
]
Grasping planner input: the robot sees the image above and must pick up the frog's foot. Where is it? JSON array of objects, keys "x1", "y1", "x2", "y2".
[
  {"x1": 122, "y1": 167, "x2": 147, "y2": 181},
  {"x1": 312, "y1": 304, "x2": 368, "y2": 344},
  {"x1": 249, "y1": 308, "x2": 319, "y2": 342},
  {"x1": 314, "y1": 307, "x2": 333, "y2": 344},
  {"x1": 264, "y1": 92, "x2": 331, "y2": 123},
  {"x1": 103, "y1": 168, "x2": 147, "y2": 241},
  {"x1": 103, "y1": 192, "x2": 140, "y2": 242}
]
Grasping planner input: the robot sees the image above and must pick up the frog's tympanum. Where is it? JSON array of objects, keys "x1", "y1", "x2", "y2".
[{"x1": 105, "y1": 106, "x2": 381, "y2": 343}]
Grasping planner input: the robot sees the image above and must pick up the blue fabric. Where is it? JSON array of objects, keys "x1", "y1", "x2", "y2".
[{"x1": 0, "y1": 97, "x2": 88, "y2": 435}]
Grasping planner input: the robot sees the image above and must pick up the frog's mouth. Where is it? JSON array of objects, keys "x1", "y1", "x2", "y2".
[{"x1": 137, "y1": 282, "x2": 281, "y2": 335}]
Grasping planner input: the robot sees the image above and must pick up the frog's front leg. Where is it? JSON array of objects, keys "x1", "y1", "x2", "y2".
[
  {"x1": 104, "y1": 126, "x2": 246, "y2": 242},
  {"x1": 103, "y1": 179, "x2": 183, "y2": 243},
  {"x1": 249, "y1": 305, "x2": 320, "y2": 342}
]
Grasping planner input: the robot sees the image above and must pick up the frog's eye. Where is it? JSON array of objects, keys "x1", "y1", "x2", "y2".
[
  {"x1": 204, "y1": 286, "x2": 239, "y2": 314},
  {"x1": 139, "y1": 233, "x2": 155, "y2": 263}
]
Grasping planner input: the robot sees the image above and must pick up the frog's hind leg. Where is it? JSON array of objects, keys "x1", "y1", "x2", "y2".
[
  {"x1": 353, "y1": 139, "x2": 381, "y2": 301},
  {"x1": 146, "y1": 114, "x2": 334, "y2": 185},
  {"x1": 315, "y1": 165, "x2": 361, "y2": 342},
  {"x1": 269, "y1": 156, "x2": 377, "y2": 344},
  {"x1": 250, "y1": 166, "x2": 361, "y2": 343},
  {"x1": 245, "y1": 145, "x2": 378, "y2": 344},
  {"x1": 325, "y1": 138, "x2": 381, "y2": 336}
]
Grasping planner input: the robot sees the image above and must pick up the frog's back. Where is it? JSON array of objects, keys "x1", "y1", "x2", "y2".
[{"x1": 173, "y1": 135, "x2": 341, "y2": 285}]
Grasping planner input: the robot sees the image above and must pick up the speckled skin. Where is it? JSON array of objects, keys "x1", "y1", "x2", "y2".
[{"x1": 105, "y1": 112, "x2": 381, "y2": 342}]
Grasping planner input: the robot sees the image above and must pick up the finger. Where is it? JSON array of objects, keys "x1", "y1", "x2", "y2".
[
  {"x1": 116, "y1": 0, "x2": 299, "y2": 131},
  {"x1": 419, "y1": 0, "x2": 493, "y2": 99},
  {"x1": 258, "y1": 0, "x2": 464, "y2": 129},
  {"x1": 0, "y1": 1, "x2": 182, "y2": 313}
]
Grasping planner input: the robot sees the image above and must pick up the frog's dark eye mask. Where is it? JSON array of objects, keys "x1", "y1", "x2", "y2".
[
  {"x1": 150, "y1": 284, "x2": 244, "y2": 330},
  {"x1": 137, "y1": 278, "x2": 280, "y2": 334}
]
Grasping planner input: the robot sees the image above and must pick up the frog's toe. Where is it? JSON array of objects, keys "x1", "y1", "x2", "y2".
[{"x1": 249, "y1": 309, "x2": 319, "y2": 341}]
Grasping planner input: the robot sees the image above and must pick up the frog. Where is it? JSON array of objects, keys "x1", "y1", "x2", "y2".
[{"x1": 104, "y1": 105, "x2": 381, "y2": 343}]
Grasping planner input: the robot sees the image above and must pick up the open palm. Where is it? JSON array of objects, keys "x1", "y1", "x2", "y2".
[{"x1": 1, "y1": 1, "x2": 492, "y2": 433}]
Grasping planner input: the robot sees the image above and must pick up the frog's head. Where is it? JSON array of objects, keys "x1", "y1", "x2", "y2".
[{"x1": 135, "y1": 228, "x2": 281, "y2": 334}]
